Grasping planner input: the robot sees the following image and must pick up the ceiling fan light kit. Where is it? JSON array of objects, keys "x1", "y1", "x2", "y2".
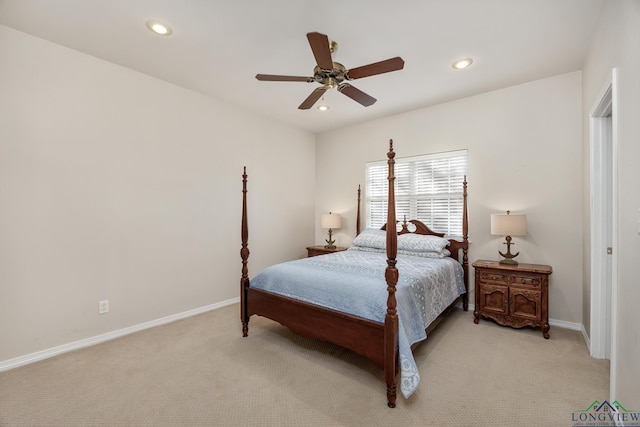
[
  {"x1": 256, "y1": 32, "x2": 404, "y2": 110},
  {"x1": 316, "y1": 96, "x2": 330, "y2": 111}
]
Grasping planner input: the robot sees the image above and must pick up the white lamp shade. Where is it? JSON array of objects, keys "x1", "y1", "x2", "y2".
[
  {"x1": 320, "y1": 213, "x2": 341, "y2": 229},
  {"x1": 491, "y1": 212, "x2": 527, "y2": 236}
]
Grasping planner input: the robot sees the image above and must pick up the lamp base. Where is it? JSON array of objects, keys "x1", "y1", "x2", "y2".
[
  {"x1": 324, "y1": 228, "x2": 336, "y2": 249},
  {"x1": 498, "y1": 235, "x2": 520, "y2": 265}
]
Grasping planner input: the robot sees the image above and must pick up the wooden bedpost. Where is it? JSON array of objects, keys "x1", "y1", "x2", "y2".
[
  {"x1": 384, "y1": 140, "x2": 399, "y2": 408},
  {"x1": 241, "y1": 167, "x2": 250, "y2": 337},
  {"x1": 356, "y1": 185, "x2": 361, "y2": 236},
  {"x1": 461, "y1": 176, "x2": 469, "y2": 311}
]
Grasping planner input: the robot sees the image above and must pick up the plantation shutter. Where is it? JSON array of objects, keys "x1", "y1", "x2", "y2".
[{"x1": 365, "y1": 150, "x2": 467, "y2": 237}]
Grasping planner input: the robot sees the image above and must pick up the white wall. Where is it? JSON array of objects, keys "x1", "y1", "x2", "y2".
[
  {"x1": 0, "y1": 25, "x2": 316, "y2": 362},
  {"x1": 316, "y1": 72, "x2": 583, "y2": 325},
  {"x1": 582, "y1": 0, "x2": 640, "y2": 407}
]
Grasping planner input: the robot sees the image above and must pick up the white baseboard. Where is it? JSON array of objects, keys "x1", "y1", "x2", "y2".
[
  {"x1": 549, "y1": 318, "x2": 582, "y2": 331},
  {"x1": 2, "y1": 298, "x2": 591, "y2": 372},
  {"x1": 0, "y1": 297, "x2": 240, "y2": 372},
  {"x1": 580, "y1": 323, "x2": 592, "y2": 352}
]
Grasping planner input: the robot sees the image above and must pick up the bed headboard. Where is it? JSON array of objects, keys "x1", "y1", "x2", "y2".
[{"x1": 381, "y1": 217, "x2": 444, "y2": 237}]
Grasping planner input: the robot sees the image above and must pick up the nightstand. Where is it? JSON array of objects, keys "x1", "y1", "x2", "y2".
[
  {"x1": 473, "y1": 260, "x2": 552, "y2": 338},
  {"x1": 306, "y1": 245, "x2": 347, "y2": 257}
]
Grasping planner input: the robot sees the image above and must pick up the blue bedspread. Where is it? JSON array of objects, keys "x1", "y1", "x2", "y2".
[{"x1": 250, "y1": 249, "x2": 466, "y2": 398}]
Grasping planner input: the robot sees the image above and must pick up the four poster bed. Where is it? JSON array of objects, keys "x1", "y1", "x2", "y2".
[{"x1": 240, "y1": 140, "x2": 469, "y2": 408}]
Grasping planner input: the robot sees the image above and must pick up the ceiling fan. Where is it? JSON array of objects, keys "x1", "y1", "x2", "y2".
[{"x1": 255, "y1": 32, "x2": 405, "y2": 110}]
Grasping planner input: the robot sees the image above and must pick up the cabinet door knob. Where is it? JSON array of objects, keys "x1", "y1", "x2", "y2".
[
  {"x1": 492, "y1": 276, "x2": 497, "y2": 280},
  {"x1": 522, "y1": 278, "x2": 526, "y2": 284}
]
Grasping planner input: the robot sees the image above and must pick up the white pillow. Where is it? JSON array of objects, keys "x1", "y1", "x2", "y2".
[
  {"x1": 348, "y1": 246, "x2": 385, "y2": 254},
  {"x1": 398, "y1": 248, "x2": 451, "y2": 258},
  {"x1": 397, "y1": 233, "x2": 450, "y2": 253},
  {"x1": 351, "y1": 228, "x2": 386, "y2": 250}
]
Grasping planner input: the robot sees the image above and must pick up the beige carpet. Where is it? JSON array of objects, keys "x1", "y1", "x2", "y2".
[{"x1": 0, "y1": 304, "x2": 609, "y2": 426}]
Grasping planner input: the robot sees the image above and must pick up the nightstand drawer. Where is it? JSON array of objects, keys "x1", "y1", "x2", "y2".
[
  {"x1": 477, "y1": 270, "x2": 509, "y2": 286},
  {"x1": 510, "y1": 274, "x2": 541, "y2": 288}
]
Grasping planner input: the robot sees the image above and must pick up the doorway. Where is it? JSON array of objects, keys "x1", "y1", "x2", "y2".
[{"x1": 589, "y1": 69, "x2": 618, "y2": 400}]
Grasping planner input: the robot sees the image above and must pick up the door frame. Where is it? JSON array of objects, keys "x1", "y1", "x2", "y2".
[{"x1": 589, "y1": 68, "x2": 618, "y2": 400}]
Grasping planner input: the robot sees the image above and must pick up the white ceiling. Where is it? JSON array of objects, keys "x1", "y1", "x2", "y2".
[{"x1": 0, "y1": 0, "x2": 604, "y2": 134}]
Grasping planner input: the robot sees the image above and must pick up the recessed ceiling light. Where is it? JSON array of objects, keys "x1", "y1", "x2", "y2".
[
  {"x1": 452, "y1": 58, "x2": 473, "y2": 70},
  {"x1": 146, "y1": 20, "x2": 172, "y2": 36}
]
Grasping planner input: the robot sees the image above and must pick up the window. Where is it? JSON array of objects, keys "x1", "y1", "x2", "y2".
[{"x1": 365, "y1": 150, "x2": 468, "y2": 237}]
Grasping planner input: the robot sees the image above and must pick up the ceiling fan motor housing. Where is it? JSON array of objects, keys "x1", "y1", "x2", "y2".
[{"x1": 314, "y1": 62, "x2": 347, "y2": 89}]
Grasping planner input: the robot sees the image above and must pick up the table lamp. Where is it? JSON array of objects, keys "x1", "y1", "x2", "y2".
[
  {"x1": 321, "y1": 212, "x2": 341, "y2": 249},
  {"x1": 491, "y1": 210, "x2": 527, "y2": 265}
]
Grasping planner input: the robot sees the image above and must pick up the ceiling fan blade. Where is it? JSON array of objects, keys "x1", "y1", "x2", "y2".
[
  {"x1": 298, "y1": 87, "x2": 327, "y2": 110},
  {"x1": 346, "y1": 57, "x2": 405, "y2": 80},
  {"x1": 256, "y1": 74, "x2": 315, "y2": 82},
  {"x1": 338, "y1": 84, "x2": 376, "y2": 107},
  {"x1": 306, "y1": 32, "x2": 333, "y2": 71}
]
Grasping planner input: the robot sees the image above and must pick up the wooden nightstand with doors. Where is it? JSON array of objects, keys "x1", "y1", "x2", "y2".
[{"x1": 473, "y1": 260, "x2": 553, "y2": 338}]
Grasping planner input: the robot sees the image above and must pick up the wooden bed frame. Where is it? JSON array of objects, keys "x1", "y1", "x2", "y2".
[{"x1": 240, "y1": 140, "x2": 469, "y2": 408}]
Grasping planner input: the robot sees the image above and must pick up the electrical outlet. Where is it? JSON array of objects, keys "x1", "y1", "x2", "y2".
[{"x1": 98, "y1": 300, "x2": 109, "y2": 314}]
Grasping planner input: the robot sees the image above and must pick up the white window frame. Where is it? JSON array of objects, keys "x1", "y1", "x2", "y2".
[{"x1": 365, "y1": 149, "x2": 468, "y2": 237}]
